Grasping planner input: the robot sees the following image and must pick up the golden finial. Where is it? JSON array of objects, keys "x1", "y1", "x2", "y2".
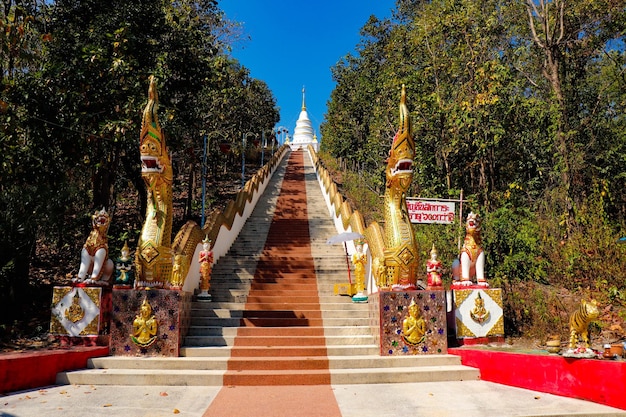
[
  {"x1": 142, "y1": 75, "x2": 160, "y2": 131},
  {"x1": 301, "y1": 86, "x2": 306, "y2": 111}
]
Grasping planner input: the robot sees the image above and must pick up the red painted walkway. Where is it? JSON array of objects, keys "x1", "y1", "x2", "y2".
[{"x1": 203, "y1": 151, "x2": 342, "y2": 416}]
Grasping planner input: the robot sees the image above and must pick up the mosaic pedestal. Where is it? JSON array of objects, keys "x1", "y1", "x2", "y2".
[
  {"x1": 450, "y1": 288, "x2": 504, "y2": 345},
  {"x1": 110, "y1": 289, "x2": 192, "y2": 357},
  {"x1": 369, "y1": 290, "x2": 448, "y2": 356},
  {"x1": 50, "y1": 285, "x2": 112, "y2": 346}
]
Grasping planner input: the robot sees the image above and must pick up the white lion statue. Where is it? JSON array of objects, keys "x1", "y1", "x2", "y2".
[
  {"x1": 74, "y1": 208, "x2": 114, "y2": 285},
  {"x1": 456, "y1": 212, "x2": 487, "y2": 287}
]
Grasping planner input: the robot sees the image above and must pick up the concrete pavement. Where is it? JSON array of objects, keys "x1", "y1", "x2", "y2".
[{"x1": 2, "y1": 381, "x2": 626, "y2": 417}]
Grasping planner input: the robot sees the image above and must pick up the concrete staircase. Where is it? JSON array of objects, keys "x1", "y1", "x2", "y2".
[{"x1": 57, "y1": 150, "x2": 479, "y2": 386}]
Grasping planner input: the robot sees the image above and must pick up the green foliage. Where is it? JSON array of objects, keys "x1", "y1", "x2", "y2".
[
  {"x1": 483, "y1": 206, "x2": 547, "y2": 286},
  {"x1": 0, "y1": 0, "x2": 280, "y2": 326}
]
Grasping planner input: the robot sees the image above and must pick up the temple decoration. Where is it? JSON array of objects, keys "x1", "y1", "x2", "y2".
[
  {"x1": 426, "y1": 244, "x2": 443, "y2": 289},
  {"x1": 370, "y1": 290, "x2": 447, "y2": 355},
  {"x1": 453, "y1": 212, "x2": 487, "y2": 288},
  {"x1": 290, "y1": 87, "x2": 319, "y2": 152},
  {"x1": 568, "y1": 299, "x2": 599, "y2": 350},
  {"x1": 135, "y1": 76, "x2": 203, "y2": 289},
  {"x1": 351, "y1": 239, "x2": 368, "y2": 302},
  {"x1": 50, "y1": 287, "x2": 102, "y2": 337},
  {"x1": 452, "y1": 289, "x2": 504, "y2": 343},
  {"x1": 402, "y1": 298, "x2": 426, "y2": 345},
  {"x1": 364, "y1": 85, "x2": 420, "y2": 290},
  {"x1": 131, "y1": 298, "x2": 158, "y2": 348},
  {"x1": 197, "y1": 236, "x2": 213, "y2": 301},
  {"x1": 74, "y1": 208, "x2": 114, "y2": 285},
  {"x1": 113, "y1": 241, "x2": 134, "y2": 288},
  {"x1": 470, "y1": 292, "x2": 490, "y2": 323}
]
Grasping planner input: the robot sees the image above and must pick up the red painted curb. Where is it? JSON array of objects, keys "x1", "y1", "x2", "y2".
[
  {"x1": 0, "y1": 346, "x2": 109, "y2": 394},
  {"x1": 449, "y1": 347, "x2": 626, "y2": 410}
]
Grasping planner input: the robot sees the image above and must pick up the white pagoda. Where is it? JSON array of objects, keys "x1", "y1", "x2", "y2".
[{"x1": 290, "y1": 87, "x2": 319, "y2": 152}]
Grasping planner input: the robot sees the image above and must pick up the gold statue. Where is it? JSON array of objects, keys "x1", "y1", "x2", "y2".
[
  {"x1": 470, "y1": 292, "x2": 490, "y2": 323},
  {"x1": 65, "y1": 291, "x2": 85, "y2": 323},
  {"x1": 75, "y1": 208, "x2": 114, "y2": 284},
  {"x1": 135, "y1": 76, "x2": 204, "y2": 289},
  {"x1": 197, "y1": 236, "x2": 213, "y2": 300},
  {"x1": 403, "y1": 298, "x2": 426, "y2": 345},
  {"x1": 364, "y1": 85, "x2": 420, "y2": 290},
  {"x1": 352, "y1": 239, "x2": 368, "y2": 302},
  {"x1": 568, "y1": 299, "x2": 599, "y2": 350},
  {"x1": 131, "y1": 298, "x2": 158, "y2": 347}
]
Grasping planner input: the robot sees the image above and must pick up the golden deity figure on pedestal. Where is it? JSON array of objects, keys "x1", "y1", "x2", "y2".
[
  {"x1": 198, "y1": 236, "x2": 213, "y2": 301},
  {"x1": 131, "y1": 298, "x2": 158, "y2": 348},
  {"x1": 351, "y1": 239, "x2": 368, "y2": 303},
  {"x1": 470, "y1": 292, "x2": 490, "y2": 323},
  {"x1": 403, "y1": 298, "x2": 426, "y2": 345}
]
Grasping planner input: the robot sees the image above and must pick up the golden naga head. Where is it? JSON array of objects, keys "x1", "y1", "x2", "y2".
[
  {"x1": 140, "y1": 76, "x2": 171, "y2": 181},
  {"x1": 386, "y1": 84, "x2": 415, "y2": 191}
]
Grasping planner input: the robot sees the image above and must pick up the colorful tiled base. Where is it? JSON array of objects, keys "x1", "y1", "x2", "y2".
[
  {"x1": 451, "y1": 288, "x2": 504, "y2": 343},
  {"x1": 109, "y1": 289, "x2": 191, "y2": 357},
  {"x1": 370, "y1": 290, "x2": 448, "y2": 356},
  {"x1": 50, "y1": 286, "x2": 111, "y2": 346}
]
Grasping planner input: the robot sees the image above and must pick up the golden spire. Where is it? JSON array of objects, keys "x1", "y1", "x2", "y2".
[{"x1": 301, "y1": 86, "x2": 306, "y2": 111}]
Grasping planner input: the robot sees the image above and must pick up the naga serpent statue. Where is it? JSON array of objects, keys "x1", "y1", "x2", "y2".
[
  {"x1": 365, "y1": 85, "x2": 421, "y2": 291},
  {"x1": 135, "y1": 76, "x2": 203, "y2": 289}
]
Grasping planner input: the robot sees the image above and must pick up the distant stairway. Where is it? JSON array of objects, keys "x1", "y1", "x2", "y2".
[{"x1": 57, "y1": 150, "x2": 479, "y2": 386}]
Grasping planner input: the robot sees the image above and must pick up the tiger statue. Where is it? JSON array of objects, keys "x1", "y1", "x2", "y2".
[{"x1": 568, "y1": 299, "x2": 599, "y2": 350}]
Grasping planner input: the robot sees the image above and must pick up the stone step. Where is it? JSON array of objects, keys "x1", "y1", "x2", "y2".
[
  {"x1": 186, "y1": 325, "x2": 375, "y2": 337},
  {"x1": 179, "y1": 345, "x2": 381, "y2": 357},
  {"x1": 191, "y1": 309, "x2": 368, "y2": 320},
  {"x1": 201, "y1": 293, "x2": 357, "y2": 304},
  {"x1": 188, "y1": 316, "x2": 370, "y2": 327},
  {"x1": 183, "y1": 334, "x2": 375, "y2": 347},
  {"x1": 56, "y1": 363, "x2": 479, "y2": 386},
  {"x1": 86, "y1": 354, "x2": 463, "y2": 371}
]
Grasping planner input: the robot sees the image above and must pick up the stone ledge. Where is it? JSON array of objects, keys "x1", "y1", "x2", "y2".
[
  {"x1": 449, "y1": 347, "x2": 626, "y2": 410},
  {"x1": 0, "y1": 346, "x2": 109, "y2": 394}
]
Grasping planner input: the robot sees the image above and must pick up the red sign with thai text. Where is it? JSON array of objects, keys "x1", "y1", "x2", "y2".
[{"x1": 406, "y1": 199, "x2": 455, "y2": 224}]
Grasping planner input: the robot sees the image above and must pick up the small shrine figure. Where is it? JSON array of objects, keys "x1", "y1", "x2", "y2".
[
  {"x1": 426, "y1": 244, "x2": 443, "y2": 289},
  {"x1": 65, "y1": 291, "x2": 85, "y2": 323},
  {"x1": 113, "y1": 241, "x2": 134, "y2": 289},
  {"x1": 171, "y1": 254, "x2": 184, "y2": 289},
  {"x1": 198, "y1": 236, "x2": 213, "y2": 301},
  {"x1": 470, "y1": 292, "x2": 490, "y2": 323},
  {"x1": 403, "y1": 298, "x2": 426, "y2": 345},
  {"x1": 352, "y1": 239, "x2": 368, "y2": 303},
  {"x1": 75, "y1": 208, "x2": 115, "y2": 285},
  {"x1": 131, "y1": 298, "x2": 158, "y2": 348}
]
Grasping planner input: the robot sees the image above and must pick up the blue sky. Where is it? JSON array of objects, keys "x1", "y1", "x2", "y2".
[{"x1": 219, "y1": 0, "x2": 396, "y2": 143}]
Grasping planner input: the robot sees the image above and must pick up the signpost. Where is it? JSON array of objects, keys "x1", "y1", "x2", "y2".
[{"x1": 407, "y1": 190, "x2": 467, "y2": 251}]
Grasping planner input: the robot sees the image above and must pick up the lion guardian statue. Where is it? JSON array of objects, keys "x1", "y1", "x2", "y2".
[{"x1": 74, "y1": 208, "x2": 115, "y2": 285}]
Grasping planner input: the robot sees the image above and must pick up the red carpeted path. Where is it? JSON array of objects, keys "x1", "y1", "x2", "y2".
[{"x1": 203, "y1": 151, "x2": 342, "y2": 416}]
